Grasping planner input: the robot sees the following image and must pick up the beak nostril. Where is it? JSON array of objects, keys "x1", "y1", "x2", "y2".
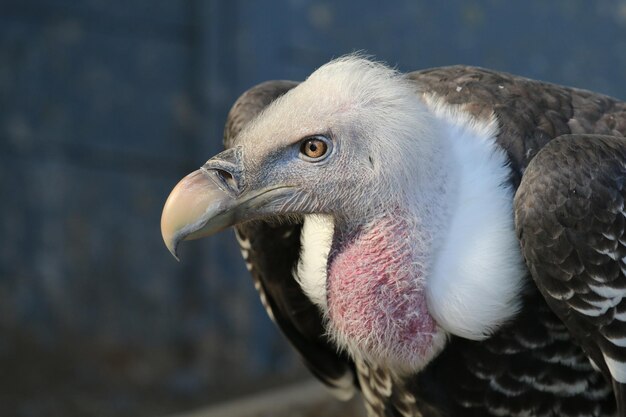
[{"x1": 216, "y1": 169, "x2": 238, "y2": 191}]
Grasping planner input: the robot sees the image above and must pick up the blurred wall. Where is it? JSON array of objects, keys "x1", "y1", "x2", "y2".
[{"x1": 1, "y1": 0, "x2": 626, "y2": 416}]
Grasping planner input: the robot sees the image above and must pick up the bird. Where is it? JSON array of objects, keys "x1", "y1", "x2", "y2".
[{"x1": 161, "y1": 55, "x2": 626, "y2": 417}]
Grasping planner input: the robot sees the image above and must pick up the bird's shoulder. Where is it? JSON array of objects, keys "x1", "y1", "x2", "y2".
[{"x1": 409, "y1": 66, "x2": 626, "y2": 178}]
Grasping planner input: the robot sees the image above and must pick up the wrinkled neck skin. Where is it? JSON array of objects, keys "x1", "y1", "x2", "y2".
[
  {"x1": 298, "y1": 95, "x2": 524, "y2": 375},
  {"x1": 324, "y1": 124, "x2": 455, "y2": 374}
]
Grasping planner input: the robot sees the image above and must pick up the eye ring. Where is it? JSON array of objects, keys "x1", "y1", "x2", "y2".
[{"x1": 299, "y1": 135, "x2": 333, "y2": 162}]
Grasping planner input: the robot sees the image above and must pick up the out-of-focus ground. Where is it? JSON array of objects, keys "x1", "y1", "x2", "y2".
[
  {"x1": 2, "y1": 1, "x2": 626, "y2": 416},
  {"x1": 168, "y1": 380, "x2": 366, "y2": 417}
]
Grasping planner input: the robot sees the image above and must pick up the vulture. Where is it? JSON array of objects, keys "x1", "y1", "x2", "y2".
[{"x1": 161, "y1": 55, "x2": 626, "y2": 417}]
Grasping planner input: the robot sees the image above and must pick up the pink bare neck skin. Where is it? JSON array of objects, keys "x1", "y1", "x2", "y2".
[{"x1": 326, "y1": 212, "x2": 441, "y2": 370}]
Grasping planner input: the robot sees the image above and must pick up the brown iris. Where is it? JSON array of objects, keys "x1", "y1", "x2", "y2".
[{"x1": 300, "y1": 137, "x2": 329, "y2": 160}]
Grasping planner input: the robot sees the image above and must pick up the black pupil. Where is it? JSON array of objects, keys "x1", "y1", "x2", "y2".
[{"x1": 301, "y1": 138, "x2": 327, "y2": 159}]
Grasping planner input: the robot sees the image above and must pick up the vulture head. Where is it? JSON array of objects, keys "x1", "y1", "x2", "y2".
[{"x1": 161, "y1": 57, "x2": 525, "y2": 373}]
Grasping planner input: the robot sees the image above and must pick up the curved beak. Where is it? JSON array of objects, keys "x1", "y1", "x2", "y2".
[
  {"x1": 161, "y1": 168, "x2": 236, "y2": 259},
  {"x1": 161, "y1": 150, "x2": 297, "y2": 260}
]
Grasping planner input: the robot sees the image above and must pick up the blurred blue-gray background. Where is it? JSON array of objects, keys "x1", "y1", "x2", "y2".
[{"x1": 1, "y1": 1, "x2": 626, "y2": 416}]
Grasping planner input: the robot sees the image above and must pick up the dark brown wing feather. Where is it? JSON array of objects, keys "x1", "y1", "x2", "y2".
[{"x1": 515, "y1": 135, "x2": 626, "y2": 414}]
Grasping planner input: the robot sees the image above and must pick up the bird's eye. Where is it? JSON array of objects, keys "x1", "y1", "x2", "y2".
[{"x1": 299, "y1": 136, "x2": 332, "y2": 162}]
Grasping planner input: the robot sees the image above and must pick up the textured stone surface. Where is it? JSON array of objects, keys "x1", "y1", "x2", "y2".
[{"x1": 1, "y1": 0, "x2": 626, "y2": 416}]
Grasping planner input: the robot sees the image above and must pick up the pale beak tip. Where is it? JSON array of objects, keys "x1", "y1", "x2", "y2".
[
  {"x1": 161, "y1": 212, "x2": 181, "y2": 261},
  {"x1": 161, "y1": 217, "x2": 182, "y2": 261}
]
